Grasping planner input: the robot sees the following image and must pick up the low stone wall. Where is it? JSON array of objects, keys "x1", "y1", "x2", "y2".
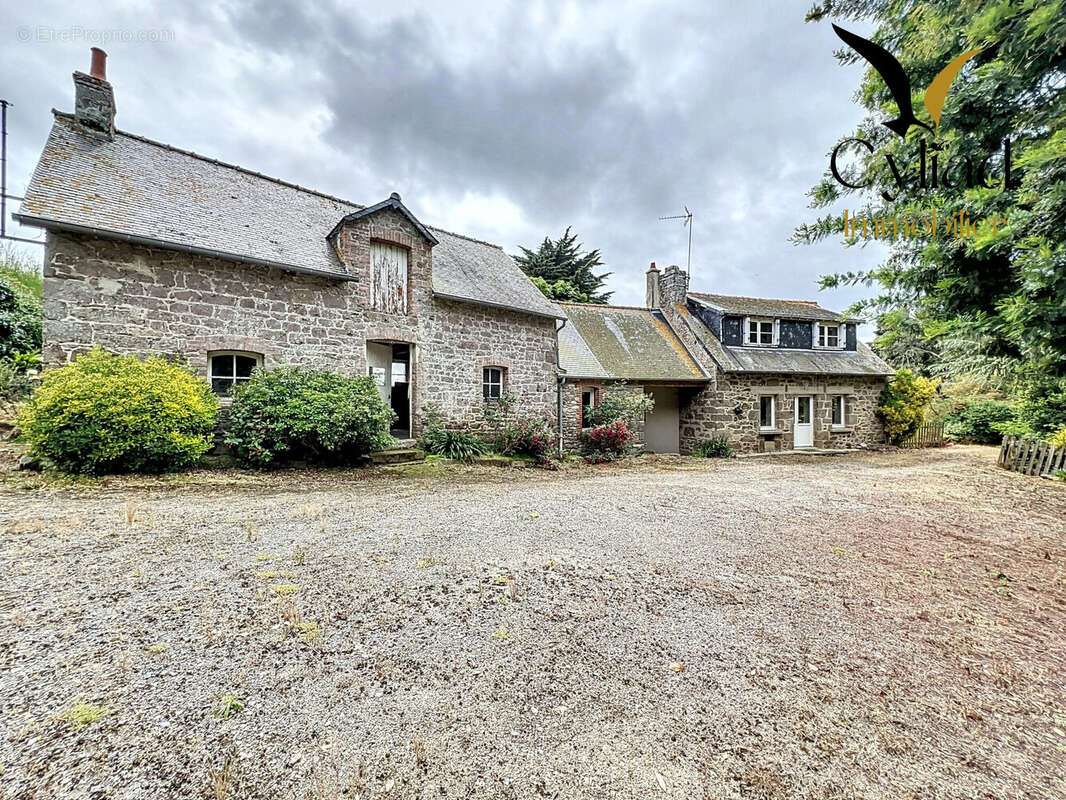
[{"x1": 679, "y1": 372, "x2": 887, "y2": 454}]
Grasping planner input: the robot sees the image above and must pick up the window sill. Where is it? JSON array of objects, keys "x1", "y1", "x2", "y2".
[
  {"x1": 830, "y1": 426, "x2": 853, "y2": 433},
  {"x1": 759, "y1": 427, "x2": 779, "y2": 434}
]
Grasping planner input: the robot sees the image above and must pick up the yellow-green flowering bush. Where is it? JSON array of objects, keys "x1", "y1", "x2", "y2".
[
  {"x1": 1048, "y1": 428, "x2": 1066, "y2": 449},
  {"x1": 877, "y1": 368, "x2": 939, "y2": 444},
  {"x1": 18, "y1": 349, "x2": 218, "y2": 474}
]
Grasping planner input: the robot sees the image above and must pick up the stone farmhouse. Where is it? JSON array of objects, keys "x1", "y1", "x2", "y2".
[{"x1": 16, "y1": 50, "x2": 893, "y2": 456}]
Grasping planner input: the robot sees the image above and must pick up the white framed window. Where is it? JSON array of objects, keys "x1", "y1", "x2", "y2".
[
  {"x1": 759, "y1": 395, "x2": 776, "y2": 430},
  {"x1": 483, "y1": 367, "x2": 505, "y2": 400},
  {"x1": 745, "y1": 318, "x2": 776, "y2": 346},
  {"x1": 815, "y1": 323, "x2": 843, "y2": 349},
  {"x1": 832, "y1": 394, "x2": 847, "y2": 427},
  {"x1": 581, "y1": 387, "x2": 600, "y2": 427},
  {"x1": 209, "y1": 351, "x2": 261, "y2": 395}
]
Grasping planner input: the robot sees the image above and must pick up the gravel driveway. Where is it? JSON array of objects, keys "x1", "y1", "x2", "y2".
[{"x1": 1, "y1": 446, "x2": 1064, "y2": 799}]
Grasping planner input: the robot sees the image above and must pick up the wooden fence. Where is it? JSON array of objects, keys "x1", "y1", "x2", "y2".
[
  {"x1": 998, "y1": 435, "x2": 1066, "y2": 478},
  {"x1": 900, "y1": 421, "x2": 946, "y2": 449}
]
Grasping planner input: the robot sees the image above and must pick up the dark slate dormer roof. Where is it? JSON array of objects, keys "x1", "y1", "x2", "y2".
[
  {"x1": 679, "y1": 299, "x2": 893, "y2": 376},
  {"x1": 16, "y1": 112, "x2": 562, "y2": 319},
  {"x1": 326, "y1": 192, "x2": 439, "y2": 245},
  {"x1": 558, "y1": 303, "x2": 707, "y2": 382},
  {"x1": 689, "y1": 292, "x2": 860, "y2": 323}
]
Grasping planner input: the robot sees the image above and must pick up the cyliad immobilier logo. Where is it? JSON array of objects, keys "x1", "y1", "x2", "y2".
[{"x1": 829, "y1": 25, "x2": 1013, "y2": 240}]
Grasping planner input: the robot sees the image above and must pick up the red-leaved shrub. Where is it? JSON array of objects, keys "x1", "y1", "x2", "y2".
[{"x1": 583, "y1": 419, "x2": 632, "y2": 458}]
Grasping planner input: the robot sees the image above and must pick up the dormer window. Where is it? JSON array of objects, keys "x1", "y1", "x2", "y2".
[
  {"x1": 745, "y1": 318, "x2": 776, "y2": 346},
  {"x1": 815, "y1": 323, "x2": 843, "y2": 349}
]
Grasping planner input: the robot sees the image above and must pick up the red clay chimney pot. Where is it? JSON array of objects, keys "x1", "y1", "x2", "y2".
[{"x1": 90, "y1": 48, "x2": 107, "y2": 81}]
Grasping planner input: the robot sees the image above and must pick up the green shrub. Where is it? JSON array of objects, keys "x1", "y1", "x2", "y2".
[
  {"x1": 225, "y1": 367, "x2": 394, "y2": 467},
  {"x1": 944, "y1": 400, "x2": 1015, "y2": 444},
  {"x1": 877, "y1": 369, "x2": 939, "y2": 444},
  {"x1": 1012, "y1": 374, "x2": 1066, "y2": 438},
  {"x1": 0, "y1": 253, "x2": 43, "y2": 361},
  {"x1": 584, "y1": 386, "x2": 654, "y2": 427},
  {"x1": 420, "y1": 428, "x2": 489, "y2": 462},
  {"x1": 692, "y1": 436, "x2": 735, "y2": 458},
  {"x1": 0, "y1": 360, "x2": 34, "y2": 402},
  {"x1": 17, "y1": 349, "x2": 219, "y2": 474},
  {"x1": 480, "y1": 392, "x2": 559, "y2": 466}
]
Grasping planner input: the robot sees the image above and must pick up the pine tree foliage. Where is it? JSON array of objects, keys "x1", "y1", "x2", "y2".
[
  {"x1": 516, "y1": 227, "x2": 613, "y2": 304},
  {"x1": 795, "y1": 1, "x2": 1066, "y2": 386}
]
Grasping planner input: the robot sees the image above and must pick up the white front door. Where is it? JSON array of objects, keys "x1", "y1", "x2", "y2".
[{"x1": 794, "y1": 396, "x2": 814, "y2": 448}]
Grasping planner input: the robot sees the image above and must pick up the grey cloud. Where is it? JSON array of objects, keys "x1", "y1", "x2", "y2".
[{"x1": 3, "y1": 0, "x2": 885, "y2": 316}]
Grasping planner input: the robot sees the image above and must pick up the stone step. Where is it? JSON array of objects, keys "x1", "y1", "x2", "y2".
[
  {"x1": 388, "y1": 438, "x2": 418, "y2": 450},
  {"x1": 371, "y1": 448, "x2": 426, "y2": 465}
]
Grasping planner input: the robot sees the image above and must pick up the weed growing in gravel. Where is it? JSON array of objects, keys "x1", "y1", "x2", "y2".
[
  {"x1": 244, "y1": 522, "x2": 258, "y2": 542},
  {"x1": 213, "y1": 694, "x2": 244, "y2": 719},
  {"x1": 295, "y1": 621, "x2": 321, "y2": 644},
  {"x1": 124, "y1": 500, "x2": 138, "y2": 525},
  {"x1": 208, "y1": 751, "x2": 236, "y2": 800},
  {"x1": 63, "y1": 702, "x2": 111, "y2": 729},
  {"x1": 417, "y1": 556, "x2": 445, "y2": 568},
  {"x1": 272, "y1": 583, "x2": 300, "y2": 596},
  {"x1": 147, "y1": 643, "x2": 166, "y2": 654},
  {"x1": 254, "y1": 553, "x2": 274, "y2": 562},
  {"x1": 491, "y1": 625, "x2": 510, "y2": 640},
  {"x1": 256, "y1": 569, "x2": 296, "y2": 580},
  {"x1": 293, "y1": 546, "x2": 307, "y2": 566}
]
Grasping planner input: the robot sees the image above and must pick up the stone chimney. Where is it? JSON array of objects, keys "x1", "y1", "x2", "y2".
[
  {"x1": 645, "y1": 262, "x2": 660, "y2": 308},
  {"x1": 73, "y1": 48, "x2": 115, "y2": 139},
  {"x1": 659, "y1": 264, "x2": 689, "y2": 306}
]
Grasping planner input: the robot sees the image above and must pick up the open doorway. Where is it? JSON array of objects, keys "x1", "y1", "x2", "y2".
[{"x1": 366, "y1": 341, "x2": 412, "y2": 439}]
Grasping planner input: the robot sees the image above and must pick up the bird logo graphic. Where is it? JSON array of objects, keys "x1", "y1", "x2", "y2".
[{"x1": 832, "y1": 24, "x2": 981, "y2": 139}]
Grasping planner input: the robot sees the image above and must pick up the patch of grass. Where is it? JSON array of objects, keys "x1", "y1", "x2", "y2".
[
  {"x1": 292, "y1": 546, "x2": 307, "y2": 566},
  {"x1": 295, "y1": 621, "x2": 321, "y2": 644},
  {"x1": 254, "y1": 553, "x2": 274, "y2": 562},
  {"x1": 146, "y1": 643, "x2": 166, "y2": 654},
  {"x1": 272, "y1": 583, "x2": 300, "y2": 596},
  {"x1": 63, "y1": 702, "x2": 111, "y2": 729},
  {"x1": 417, "y1": 556, "x2": 445, "y2": 568},
  {"x1": 256, "y1": 569, "x2": 296, "y2": 580},
  {"x1": 213, "y1": 694, "x2": 244, "y2": 719},
  {"x1": 491, "y1": 625, "x2": 510, "y2": 640}
]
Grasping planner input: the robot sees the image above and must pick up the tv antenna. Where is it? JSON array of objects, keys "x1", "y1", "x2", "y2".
[
  {"x1": 1, "y1": 99, "x2": 44, "y2": 246},
  {"x1": 658, "y1": 206, "x2": 692, "y2": 276}
]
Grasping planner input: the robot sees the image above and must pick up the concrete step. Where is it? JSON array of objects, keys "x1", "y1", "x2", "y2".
[{"x1": 371, "y1": 448, "x2": 425, "y2": 465}]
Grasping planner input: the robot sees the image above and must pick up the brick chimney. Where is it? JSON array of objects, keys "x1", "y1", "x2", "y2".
[
  {"x1": 659, "y1": 264, "x2": 689, "y2": 306},
  {"x1": 73, "y1": 48, "x2": 115, "y2": 139},
  {"x1": 645, "y1": 262, "x2": 660, "y2": 308}
]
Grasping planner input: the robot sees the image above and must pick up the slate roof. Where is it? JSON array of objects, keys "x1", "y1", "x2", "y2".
[
  {"x1": 558, "y1": 304, "x2": 707, "y2": 381},
  {"x1": 16, "y1": 112, "x2": 562, "y2": 319},
  {"x1": 720, "y1": 342, "x2": 895, "y2": 376},
  {"x1": 689, "y1": 292, "x2": 858, "y2": 323}
]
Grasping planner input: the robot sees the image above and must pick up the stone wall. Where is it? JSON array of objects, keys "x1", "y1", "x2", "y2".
[
  {"x1": 42, "y1": 229, "x2": 558, "y2": 436},
  {"x1": 559, "y1": 379, "x2": 647, "y2": 454},
  {"x1": 679, "y1": 372, "x2": 887, "y2": 453}
]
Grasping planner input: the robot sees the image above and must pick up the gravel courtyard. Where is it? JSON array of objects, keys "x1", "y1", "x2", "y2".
[{"x1": 1, "y1": 446, "x2": 1064, "y2": 799}]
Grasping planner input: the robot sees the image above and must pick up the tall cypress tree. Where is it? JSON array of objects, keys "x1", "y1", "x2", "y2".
[{"x1": 516, "y1": 227, "x2": 613, "y2": 304}]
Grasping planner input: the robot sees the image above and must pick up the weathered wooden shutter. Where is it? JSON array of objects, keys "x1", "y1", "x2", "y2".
[{"x1": 370, "y1": 241, "x2": 409, "y2": 314}]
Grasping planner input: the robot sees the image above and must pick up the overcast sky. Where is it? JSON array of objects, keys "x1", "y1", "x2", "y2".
[{"x1": 3, "y1": 0, "x2": 886, "y2": 315}]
